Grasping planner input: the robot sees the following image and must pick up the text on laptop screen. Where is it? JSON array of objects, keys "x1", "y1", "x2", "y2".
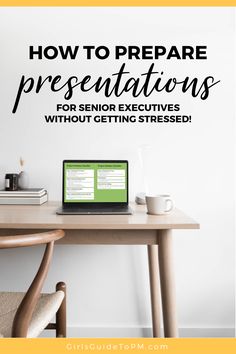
[{"x1": 64, "y1": 162, "x2": 128, "y2": 203}]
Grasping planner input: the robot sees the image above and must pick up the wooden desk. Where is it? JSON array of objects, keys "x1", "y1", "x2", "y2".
[{"x1": 0, "y1": 202, "x2": 199, "y2": 338}]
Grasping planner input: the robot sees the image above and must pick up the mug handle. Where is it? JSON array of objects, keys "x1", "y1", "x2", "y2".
[{"x1": 165, "y1": 198, "x2": 174, "y2": 212}]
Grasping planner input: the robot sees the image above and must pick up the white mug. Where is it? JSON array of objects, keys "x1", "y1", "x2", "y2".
[{"x1": 146, "y1": 195, "x2": 174, "y2": 215}]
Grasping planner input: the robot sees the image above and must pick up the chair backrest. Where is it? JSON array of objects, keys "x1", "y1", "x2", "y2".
[{"x1": 0, "y1": 230, "x2": 64, "y2": 337}]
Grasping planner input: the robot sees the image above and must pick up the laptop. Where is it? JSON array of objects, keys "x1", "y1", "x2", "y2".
[{"x1": 56, "y1": 160, "x2": 132, "y2": 215}]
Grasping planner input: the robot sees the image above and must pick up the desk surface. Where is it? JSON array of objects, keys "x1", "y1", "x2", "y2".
[{"x1": 0, "y1": 202, "x2": 199, "y2": 230}]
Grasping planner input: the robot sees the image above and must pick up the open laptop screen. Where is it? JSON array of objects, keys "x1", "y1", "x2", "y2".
[{"x1": 63, "y1": 161, "x2": 128, "y2": 204}]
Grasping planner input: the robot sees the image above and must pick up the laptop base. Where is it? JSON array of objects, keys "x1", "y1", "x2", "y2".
[{"x1": 56, "y1": 206, "x2": 132, "y2": 215}]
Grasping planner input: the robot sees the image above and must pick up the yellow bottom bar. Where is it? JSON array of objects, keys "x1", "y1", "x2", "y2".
[
  {"x1": 0, "y1": 1, "x2": 236, "y2": 6},
  {"x1": 0, "y1": 338, "x2": 236, "y2": 354}
]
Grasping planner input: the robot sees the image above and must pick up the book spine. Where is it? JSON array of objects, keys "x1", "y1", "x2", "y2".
[
  {"x1": 0, "y1": 194, "x2": 48, "y2": 205},
  {"x1": 0, "y1": 191, "x2": 46, "y2": 198}
]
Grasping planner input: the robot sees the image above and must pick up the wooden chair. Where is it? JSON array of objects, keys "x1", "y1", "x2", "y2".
[{"x1": 0, "y1": 230, "x2": 66, "y2": 338}]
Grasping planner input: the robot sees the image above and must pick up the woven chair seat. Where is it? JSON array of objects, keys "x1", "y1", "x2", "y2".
[{"x1": 0, "y1": 291, "x2": 64, "y2": 337}]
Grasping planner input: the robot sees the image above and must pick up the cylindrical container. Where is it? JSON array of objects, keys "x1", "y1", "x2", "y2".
[{"x1": 5, "y1": 173, "x2": 19, "y2": 191}]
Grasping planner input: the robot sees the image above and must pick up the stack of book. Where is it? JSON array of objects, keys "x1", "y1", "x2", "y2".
[{"x1": 0, "y1": 188, "x2": 48, "y2": 205}]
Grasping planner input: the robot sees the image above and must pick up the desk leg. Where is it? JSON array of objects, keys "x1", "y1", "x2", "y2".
[
  {"x1": 148, "y1": 245, "x2": 162, "y2": 337},
  {"x1": 158, "y1": 229, "x2": 179, "y2": 338}
]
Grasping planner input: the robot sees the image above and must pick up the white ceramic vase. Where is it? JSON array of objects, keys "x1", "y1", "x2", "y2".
[{"x1": 18, "y1": 171, "x2": 29, "y2": 189}]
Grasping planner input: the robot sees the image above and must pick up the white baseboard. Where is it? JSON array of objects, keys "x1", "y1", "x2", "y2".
[{"x1": 42, "y1": 326, "x2": 235, "y2": 338}]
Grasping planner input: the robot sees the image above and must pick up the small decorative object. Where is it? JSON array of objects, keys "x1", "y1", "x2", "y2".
[
  {"x1": 18, "y1": 157, "x2": 29, "y2": 189},
  {"x1": 135, "y1": 192, "x2": 146, "y2": 205},
  {"x1": 5, "y1": 173, "x2": 19, "y2": 191}
]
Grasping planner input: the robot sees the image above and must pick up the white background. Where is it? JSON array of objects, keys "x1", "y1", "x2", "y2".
[{"x1": 0, "y1": 7, "x2": 235, "y2": 337}]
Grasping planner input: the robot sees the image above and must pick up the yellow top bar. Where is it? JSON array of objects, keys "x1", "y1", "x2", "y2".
[{"x1": 0, "y1": 0, "x2": 236, "y2": 6}]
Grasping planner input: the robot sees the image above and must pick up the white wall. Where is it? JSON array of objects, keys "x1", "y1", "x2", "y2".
[{"x1": 0, "y1": 7, "x2": 235, "y2": 337}]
